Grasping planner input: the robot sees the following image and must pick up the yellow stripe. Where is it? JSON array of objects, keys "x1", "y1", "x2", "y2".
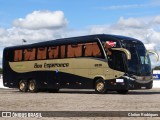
[{"x1": 9, "y1": 58, "x2": 124, "y2": 80}]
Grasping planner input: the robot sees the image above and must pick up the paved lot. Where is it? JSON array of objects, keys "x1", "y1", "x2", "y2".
[{"x1": 0, "y1": 88, "x2": 160, "y2": 120}]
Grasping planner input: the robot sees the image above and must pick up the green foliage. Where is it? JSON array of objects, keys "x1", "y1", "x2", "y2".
[
  {"x1": 0, "y1": 68, "x2": 2, "y2": 74},
  {"x1": 153, "y1": 66, "x2": 160, "y2": 70}
]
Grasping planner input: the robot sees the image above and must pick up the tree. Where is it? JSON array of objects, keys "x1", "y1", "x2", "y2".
[
  {"x1": 153, "y1": 66, "x2": 160, "y2": 70},
  {"x1": 0, "y1": 68, "x2": 2, "y2": 74}
]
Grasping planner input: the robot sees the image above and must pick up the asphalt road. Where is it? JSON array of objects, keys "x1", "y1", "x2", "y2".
[{"x1": 1, "y1": 88, "x2": 160, "y2": 120}]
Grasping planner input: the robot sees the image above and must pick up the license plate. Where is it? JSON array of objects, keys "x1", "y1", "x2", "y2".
[{"x1": 116, "y1": 79, "x2": 124, "y2": 83}]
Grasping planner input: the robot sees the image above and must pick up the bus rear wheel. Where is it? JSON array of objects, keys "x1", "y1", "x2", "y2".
[
  {"x1": 19, "y1": 80, "x2": 28, "y2": 92},
  {"x1": 95, "y1": 79, "x2": 107, "y2": 94},
  {"x1": 28, "y1": 80, "x2": 38, "y2": 93}
]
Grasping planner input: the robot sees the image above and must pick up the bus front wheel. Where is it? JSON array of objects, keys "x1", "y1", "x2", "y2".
[
  {"x1": 28, "y1": 80, "x2": 38, "y2": 93},
  {"x1": 146, "y1": 83, "x2": 152, "y2": 89},
  {"x1": 19, "y1": 80, "x2": 28, "y2": 92},
  {"x1": 95, "y1": 79, "x2": 107, "y2": 94}
]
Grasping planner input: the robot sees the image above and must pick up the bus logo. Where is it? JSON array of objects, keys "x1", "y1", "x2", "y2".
[{"x1": 106, "y1": 41, "x2": 116, "y2": 47}]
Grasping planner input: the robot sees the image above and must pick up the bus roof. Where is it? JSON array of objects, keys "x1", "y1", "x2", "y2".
[{"x1": 4, "y1": 34, "x2": 142, "y2": 50}]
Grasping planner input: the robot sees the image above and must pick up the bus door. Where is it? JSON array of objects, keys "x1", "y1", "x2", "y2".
[
  {"x1": 107, "y1": 48, "x2": 131, "y2": 74},
  {"x1": 107, "y1": 50, "x2": 127, "y2": 73}
]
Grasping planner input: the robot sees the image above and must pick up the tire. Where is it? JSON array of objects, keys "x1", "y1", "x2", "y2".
[
  {"x1": 28, "y1": 80, "x2": 38, "y2": 93},
  {"x1": 19, "y1": 80, "x2": 28, "y2": 92},
  {"x1": 117, "y1": 90, "x2": 128, "y2": 94},
  {"x1": 146, "y1": 83, "x2": 153, "y2": 89},
  {"x1": 95, "y1": 78, "x2": 107, "y2": 94}
]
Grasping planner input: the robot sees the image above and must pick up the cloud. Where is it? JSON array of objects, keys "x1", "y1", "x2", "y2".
[
  {"x1": 0, "y1": 28, "x2": 5, "y2": 35},
  {"x1": 100, "y1": 4, "x2": 147, "y2": 10},
  {"x1": 153, "y1": 16, "x2": 160, "y2": 24},
  {"x1": 13, "y1": 10, "x2": 68, "y2": 30},
  {"x1": 98, "y1": 1, "x2": 160, "y2": 10},
  {"x1": 0, "y1": 10, "x2": 69, "y2": 47},
  {"x1": 0, "y1": 27, "x2": 68, "y2": 47},
  {"x1": 117, "y1": 17, "x2": 147, "y2": 28},
  {"x1": 144, "y1": 43, "x2": 156, "y2": 50}
]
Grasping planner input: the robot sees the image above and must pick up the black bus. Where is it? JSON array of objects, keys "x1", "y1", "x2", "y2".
[{"x1": 3, "y1": 34, "x2": 157, "y2": 94}]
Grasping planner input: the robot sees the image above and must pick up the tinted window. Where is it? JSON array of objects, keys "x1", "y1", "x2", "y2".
[
  {"x1": 122, "y1": 40, "x2": 151, "y2": 75},
  {"x1": 67, "y1": 44, "x2": 82, "y2": 58},
  {"x1": 60, "y1": 45, "x2": 66, "y2": 58},
  {"x1": 48, "y1": 46, "x2": 59, "y2": 59},
  {"x1": 24, "y1": 48, "x2": 36, "y2": 61},
  {"x1": 84, "y1": 42, "x2": 102, "y2": 58},
  {"x1": 37, "y1": 47, "x2": 47, "y2": 60},
  {"x1": 14, "y1": 50, "x2": 22, "y2": 61}
]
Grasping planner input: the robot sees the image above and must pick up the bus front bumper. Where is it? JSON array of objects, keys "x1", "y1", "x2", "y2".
[{"x1": 105, "y1": 76, "x2": 153, "y2": 90}]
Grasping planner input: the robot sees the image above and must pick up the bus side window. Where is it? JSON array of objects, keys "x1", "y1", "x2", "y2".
[
  {"x1": 14, "y1": 50, "x2": 22, "y2": 61},
  {"x1": 48, "y1": 46, "x2": 59, "y2": 59},
  {"x1": 92, "y1": 42, "x2": 102, "y2": 57},
  {"x1": 37, "y1": 47, "x2": 47, "y2": 60},
  {"x1": 60, "y1": 45, "x2": 66, "y2": 58},
  {"x1": 67, "y1": 44, "x2": 82, "y2": 58},
  {"x1": 24, "y1": 48, "x2": 36, "y2": 61},
  {"x1": 84, "y1": 42, "x2": 102, "y2": 58},
  {"x1": 84, "y1": 43, "x2": 93, "y2": 57}
]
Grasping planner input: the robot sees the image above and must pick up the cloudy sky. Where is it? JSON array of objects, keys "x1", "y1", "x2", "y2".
[{"x1": 0, "y1": 0, "x2": 160, "y2": 67}]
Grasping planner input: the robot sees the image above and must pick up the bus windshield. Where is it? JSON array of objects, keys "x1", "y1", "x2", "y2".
[{"x1": 122, "y1": 40, "x2": 151, "y2": 76}]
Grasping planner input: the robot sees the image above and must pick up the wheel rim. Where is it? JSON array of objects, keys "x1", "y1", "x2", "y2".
[
  {"x1": 29, "y1": 82, "x2": 35, "y2": 91},
  {"x1": 96, "y1": 82, "x2": 104, "y2": 92},
  {"x1": 19, "y1": 82, "x2": 25, "y2": 90}
]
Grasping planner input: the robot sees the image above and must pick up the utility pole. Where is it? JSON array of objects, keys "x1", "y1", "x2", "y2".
[{"x1": 22, "y1": 39, "x2": 27, "y2": 45}]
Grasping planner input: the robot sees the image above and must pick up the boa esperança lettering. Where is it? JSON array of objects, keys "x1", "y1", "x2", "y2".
[{"x1": 34, "y1": 63, "x2": 69, "y2": 68}]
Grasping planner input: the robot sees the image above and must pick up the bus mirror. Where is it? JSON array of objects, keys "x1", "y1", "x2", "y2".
[
  {"x1": 147, "y1": 50, "x2": 159, "y2": 61},
  {"x1": 111, "y1": 48, "x2": 131, "y2": 60}
]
